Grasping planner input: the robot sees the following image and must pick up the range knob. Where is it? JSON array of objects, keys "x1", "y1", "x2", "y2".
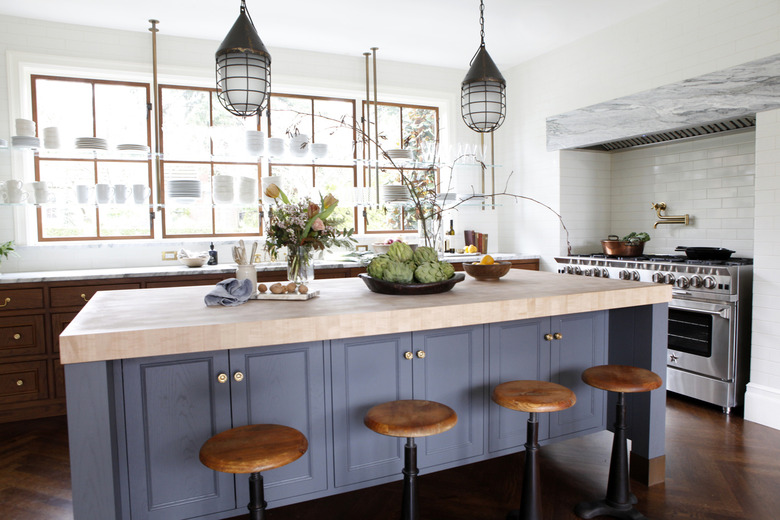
[
  {"x1": 675, "y1": 277, "x2": 689, "y2": 289},
  {"x1": 592, "y1": 268, "x2": 608, "y2": 278},
  {"x1": 565, "y1": 265, "x2": 574, "y2": 274},
  {"x1": 583, "y1": 269, "x2": 592, "y2": 276},
  {"x1": 652, "y1": 272, "x2": 664, "y2": 284},
  {"x1": 664, "y1": 273, "x2": 676, "y2": 285},
  {"x1": 619, "y1": 270, "x2": 630, "y2": 280},
  {"x1": 573, "y1": 266, "x2": 582, "y2": 275},
  {"x1": 703, "y1": 276, "x2": 717, "y2": 289},
  {"x1": 631, "y1": 270, "x2": 640, "y2": 281},
  {"x1": 690, "y1": 275, "x2": 703, "y2": 288},
  {"x1": 602, "y1": 268, "x2": 610, "y2": 278}
]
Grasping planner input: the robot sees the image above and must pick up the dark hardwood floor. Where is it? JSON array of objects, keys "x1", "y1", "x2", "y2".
[{"x1": 2, "y1": 394, "x2": 780, "y2": 520}]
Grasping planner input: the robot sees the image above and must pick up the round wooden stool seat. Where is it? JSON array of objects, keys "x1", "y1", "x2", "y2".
[
  {"x1": 492, "y1": 380, "x2": 577, "y2": 413},
  {"x1": 582, "y1": 365, "x2": 662, "y2": 394},
  {"x1": 199, "y1": 424, "x2": 308, "y2": 474},
  {"x1": 364, "y1": 399, "x2": 457, "y2": 438}
]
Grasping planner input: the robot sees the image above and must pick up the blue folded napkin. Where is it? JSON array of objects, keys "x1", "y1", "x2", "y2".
[{"x1": 204, "y1": 278, "x2": 254, "y2": 307}]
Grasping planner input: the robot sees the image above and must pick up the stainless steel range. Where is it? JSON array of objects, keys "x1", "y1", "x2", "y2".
[{"x1": 554, "y1": 253, "x2": 753, "y2": 413}]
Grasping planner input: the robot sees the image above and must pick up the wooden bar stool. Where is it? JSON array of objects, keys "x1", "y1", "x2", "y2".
[
  {"x1": 199, "y1": 424, "x2": 308, "y2": 520},
  {"x1": 364, "y1": 399, "x2": 458, "y2": 520},
  {"x1": 492, "y1": 380, "x2": 577, "y2": 520},
  {"x1": 574, "y1": 365, "x2": 662, "y2": 520}
]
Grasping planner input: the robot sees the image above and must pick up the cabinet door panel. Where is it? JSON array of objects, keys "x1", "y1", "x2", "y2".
[
  {"x1": 549, "y1": 312, "x2": 607, "y2": 438},
  {"x1": 123, "y1": 352, "x2": 234, "y2": 520},
  {"x1": 488, "y1": 319, "x2": 550, "y2": 452},
  {"x1": 331, "y1": 334, "x2": 413, "y2": 486},
  {"x1": 413, "y1": 326, "x2": 484, "y2": 467},
  {"x1": 230, "y1": 343, "x2": 327, "y2": 502}
]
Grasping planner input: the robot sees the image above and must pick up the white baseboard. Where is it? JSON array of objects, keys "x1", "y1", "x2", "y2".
[{"x1": 744, "y1": 383, "x2": 780, "y2": 431}]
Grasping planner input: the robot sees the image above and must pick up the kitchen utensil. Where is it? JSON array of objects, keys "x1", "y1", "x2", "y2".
[
  {"x1": 674, "y1": 246, "x2": 735, "y2": 260},
  {"x1": 250, "y1": 241, "x2": 258, "y2": 264},
  {"x1": 601, "y1": 235, "x2": 645, "y2": 257},
  {"x1": 463, "y1": 261, "x2": 512, "y2": 281}
]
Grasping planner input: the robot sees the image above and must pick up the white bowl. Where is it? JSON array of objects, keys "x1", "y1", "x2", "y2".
[{"x1": 179, "y1": 256, "x2": 206, "y2": 268}]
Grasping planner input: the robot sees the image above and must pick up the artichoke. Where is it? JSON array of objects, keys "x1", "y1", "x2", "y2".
[
  {"x1": 387, "y1": 241, "x2": 414, "y2": 263},
  {"x1": 439, "y1": 261, "x2": 455, "y2": 280},
  {"x1": 383, "y1": 261, "x2": 415, "y2": 284},
  {"x1": 367, "y1": 255, "x2": 392, "y2": 280},
  {"x1": 413, "y1": 246, "x2": 438, "y2": 266},
  {"x1": 414, "y1": 262, "x2": 446, "y2": 283}
]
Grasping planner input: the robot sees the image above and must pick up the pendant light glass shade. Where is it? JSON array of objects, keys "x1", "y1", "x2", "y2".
[
  {"x1": 215, "y1": 1, "x2": 271, "y2": 117},
  {"x1": 461, "y1": 1, "x2": 506, "y2": 133}
]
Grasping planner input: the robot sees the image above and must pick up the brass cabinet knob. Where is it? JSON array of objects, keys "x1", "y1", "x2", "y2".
[
  {"x1": 544, "y1": 333, "x2": 553, "y2": 341},
  {"x1": 0, "y1": 297, "x2": 10, "y2": 308},
  {"x1": 404, "y1": 351, "x2": 413, "y2": 360},
  {"x1": 217, "y1": 373, "x2": 228, "y2": 384},
  {"x1": 233, "y1": 371, "x2": 244, "y2": 382},
  {"x1": 13, "y1": 333, "x2": 21, "y2": 340},
  {"x1": 16, "y1": 379, "x2": 23, "y2": 386},
  {"x1": 416, "y1": 350, "x2": 426, "y2": 359},
  {"x1": 553, "y1": 332, "x2": 563, "y2": 340},
  {"x1": 80, "y1": 293, "x2": 90, "y2": 303}
]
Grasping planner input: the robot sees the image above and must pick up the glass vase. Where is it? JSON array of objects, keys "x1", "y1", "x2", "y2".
[{"x1": 287, "y1": 245, "x2": 314, "y2": 285}]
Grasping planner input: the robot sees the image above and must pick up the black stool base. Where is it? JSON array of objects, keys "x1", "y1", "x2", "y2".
[
  {"x1": 248, "y1": 472, "x2": 267, "y2": 520},
  {"x1": 401, "y1": 437, "x2": 419, "y2": 520},
  {"x1": 574, "y1": 499, "x2": 647, "y2": 520}
]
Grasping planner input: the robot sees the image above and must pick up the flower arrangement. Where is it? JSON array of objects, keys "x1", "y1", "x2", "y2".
[
  {"x1": 263, "y1": 183, "x2": 355, "y2": 283},
  {"x1": 0, "y1": 240, "x2": 17, "y2": 267}
]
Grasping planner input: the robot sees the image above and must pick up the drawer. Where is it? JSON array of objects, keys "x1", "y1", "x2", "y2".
[
  {"x1": 0, "y1": 315, "x2": 46, "y2": 357},
  {"x1": 0, "y1": 360, "x2": 48, "y2": 404},
  {"x1": 146, "y1": 277, "x2": 225, "y2": 288},
  {"x1": 51, "y1": 312, "x2": 78, "y2": 354},
  {"x1": 0, "y1": 288, "x2": 44, "y2": 312},
  {"x1": 49, "y1": 283, "x2": 141, "y2": 308}
]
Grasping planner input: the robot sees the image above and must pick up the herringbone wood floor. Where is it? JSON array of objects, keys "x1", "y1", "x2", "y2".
[{"x1": 2, "y1": 394, "x2": 779, "y2": 520}]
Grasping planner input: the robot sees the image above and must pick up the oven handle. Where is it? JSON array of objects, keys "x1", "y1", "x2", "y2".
[{"x1": 669, "y1": 303, "x2": 731, "y2": 320}]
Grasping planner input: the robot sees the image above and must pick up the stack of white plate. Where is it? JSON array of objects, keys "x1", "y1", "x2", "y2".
[
  {"x1": 11, "y1": 136, "x2": 40, "y2": 148},
  {"x1": 15, "y1": 119, "x2": 36, "y2": 137},
  {"x1": 167, "y1": 179, "x2": 202, "y2": 203},
  {"x1": 117, "y1": 143, "x2": 150, "y2": 153},
  {"x1": 380, "y1": 184, "x2": 412, "y2": 203},
  {"x1": 43, "y1": 127, "x2": 60, "y2": 149},
  {"x1": 385, "y1": 148, "x2": 413, "y2": 161},
  {"x1": 245, "y1": 131, "x2": 265, "y2": 155},
  {"x1": 76, "y1": 137, "x2": 108, "y2": 150}
]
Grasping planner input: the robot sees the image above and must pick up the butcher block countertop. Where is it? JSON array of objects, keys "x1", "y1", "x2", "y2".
[{"x1": 59, "y1": 269, "x2": 671, "y2": 365}]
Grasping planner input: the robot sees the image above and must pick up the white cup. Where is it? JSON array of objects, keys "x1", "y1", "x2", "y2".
[
  {"x1": 267, "y1": 137, "x2": 285, "y2": 158},
  {"x1": 32, "y1": 182, "x2": 55, "y2": 204},
  {"x1": 245, "y1": 130, "x2": 265, "y2": 155},
  {"x1": 4, "y1": 187, "x2": 28, "y2": 203},
  {"x1": 113, "y1": 184, "x2": 132, "y2": 204},
  {"x1": 75, "y1": 184, "x2": 91, "y2": 204},
  {"x1": 132, "y1": 184, "x2": 151, "y2": 204},
  {"x1": 310, "y1": 142, "x2": 328, "y2": 159},
  {"x1": 238, "y1": 177, "x2": 258, "y2": 204},
  {"x1": 289, "y1": 134, "x2": 310, "y2": 158},
  {"x1": 4, "y1": 180, "x2": 23, "y2": 191},
  {"x1": 96, "y1": 183, "x2": 114, "y2": 204},
  {"x1": 212, "y1": 176, "x2": 235, "y2": 204}
]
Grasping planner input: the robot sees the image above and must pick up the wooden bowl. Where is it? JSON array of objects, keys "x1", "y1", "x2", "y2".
[{"x1": 462, "y1": 261, "x2": 512, "y2": 281}]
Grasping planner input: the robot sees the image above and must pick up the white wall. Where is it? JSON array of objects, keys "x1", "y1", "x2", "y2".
[
  {"x1": 496, "y1": 0, "x2": 780, "y2": 270},
  {"x1": 0, "y1": 14, "x2": 491, "y2": 271},
  {"x1": 745, "y1": 108, "x2": 780, "y2": 430}
]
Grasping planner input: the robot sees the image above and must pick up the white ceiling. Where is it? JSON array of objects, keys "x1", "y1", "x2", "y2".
[{"x1": 0, "y1": 0, "x2": 669, "y2": 69}]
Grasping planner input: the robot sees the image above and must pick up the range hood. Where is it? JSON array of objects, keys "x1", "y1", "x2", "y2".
[{"x1": 578, "y1": 115, "x2": 756, "y2": 151}]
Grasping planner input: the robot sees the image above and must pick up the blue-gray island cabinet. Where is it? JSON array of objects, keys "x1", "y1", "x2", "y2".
[{"x1": 60, "y1": 270, "x2": 671, "y2": 520}]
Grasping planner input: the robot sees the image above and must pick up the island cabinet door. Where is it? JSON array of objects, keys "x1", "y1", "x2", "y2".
[
  {"x1": 229, "y1": 342, "x2": 328, "y2": 504},
  {"x1": 548, "y1": 311, "x2": 608, "y2": 439},
  {"x1": 411, "y1": 325, "x2": 485, "y2": 469},
  {"x1": 331, "y1": 333, "x2": 414, "y2": 487},
  {"x1": 122, "y1": 351, "x2": 235, "y2": 520},
  {"x1": 487, "y1": 318, "x2": 551, "y2": 453}
]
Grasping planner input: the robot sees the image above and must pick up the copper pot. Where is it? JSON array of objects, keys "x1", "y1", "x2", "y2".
[{"x1": 601, "y1": 235, "x2": 645, "y2": 257}]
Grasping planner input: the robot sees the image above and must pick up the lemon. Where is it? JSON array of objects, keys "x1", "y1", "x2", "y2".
[
  {"x1": 466, "y1": 244, "x2": 478, "y2": 253},
  {"x1": 479, "y1": 254, "x2": 495, "y2": 265}
]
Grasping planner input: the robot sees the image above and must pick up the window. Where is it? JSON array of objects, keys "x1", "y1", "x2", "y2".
[
  {"x1": 33, "y1": 76, "x2": 153, "y2": 241},
  {"x1": 266, "y1": 94, "x2": 357, "y2": 233},
  {"x1": 362, "y1": 102, "x2": 439, "y2": 234}
]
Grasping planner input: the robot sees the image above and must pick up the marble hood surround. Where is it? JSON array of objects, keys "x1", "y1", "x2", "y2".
[{"x1": 546, "y1": 53, "x2": 780, "y2": 151}]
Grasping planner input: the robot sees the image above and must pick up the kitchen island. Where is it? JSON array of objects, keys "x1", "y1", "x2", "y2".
[{"x1": 60, "y1": 270, "x2": 671, "y2": 520}]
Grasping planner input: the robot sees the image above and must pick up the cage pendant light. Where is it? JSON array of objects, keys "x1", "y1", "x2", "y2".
[
  {"x1": 215, "y1": 0, "x2": 271, "y2": 117},
  {"x1": 461, "y1": 0, "x2": 506, "y2": 133}
]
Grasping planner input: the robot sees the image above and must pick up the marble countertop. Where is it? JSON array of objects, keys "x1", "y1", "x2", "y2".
[
  {"x1": 59, "y1": 269, "x2": 670, "y2": 365},
  {"x1": 0, "y1": 253, "x2": 537, "y2": 284}
]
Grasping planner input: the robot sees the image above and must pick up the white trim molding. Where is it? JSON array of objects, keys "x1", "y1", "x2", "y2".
[{"x1": 745, "y1": 383, "x2": 780, "y2": 431}]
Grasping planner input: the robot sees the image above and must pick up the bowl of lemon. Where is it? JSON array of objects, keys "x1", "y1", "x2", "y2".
[{"x1": 462, "y1": 255, "x2": 512, "y2": 281}]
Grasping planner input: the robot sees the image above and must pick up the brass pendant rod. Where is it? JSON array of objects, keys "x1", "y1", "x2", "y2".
[
  {"x1": 148, "y1": 19, "x2": 162, "y2": 211},
  {"x1": 371, "y1": 47, "x2": 380, "y2": 206},
  {"x1": 490, "y1": 131, "x2": 495, "y2": 210},
  {"x1": 364, "y1": 52, "x2": 371, "y2": 193},
  {"x1": 480, "y1": 133, "x2": 485, "y2": 211}
]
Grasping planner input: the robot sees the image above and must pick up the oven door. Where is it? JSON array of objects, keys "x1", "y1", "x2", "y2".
[{"x1": 667, "y1": 298, "x2": 735, "y2": 381}]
